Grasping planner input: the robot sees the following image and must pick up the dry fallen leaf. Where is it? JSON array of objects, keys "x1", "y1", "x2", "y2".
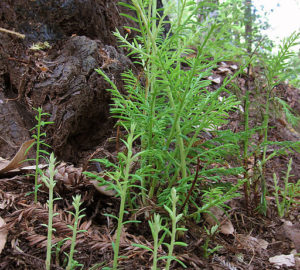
[
  {"x1": 217, "y1": 66, "x2": 232, "y2": 74},
  {"x1": 0, "y1": 139, "x2": 35, "y2": 174},
  {"x1": 219, "y1": 221, "x2": 235, "y2": 235},
  {"x1": 269, "y1": 254, "x2": 295, "y2": 269},
  {"x1": 0, "y1": 216, "x2": 8, "y2": 254},
  {"x1": 20, "y1": 164, "x2": 48, "y2": 171},
  {"x1": 282, "y1": 220, "x2": 300, "y2": 252},
  {"x1": 295, "y1": 256, "x2": 300, "y2": 270},
  {"x1": 208, "y1": 75, "x2": 221, "y2": 84},
  {"x1": 204, "y1": 206, "x2": 234, "y2": 235},
  {"x1": 230, "y1": 64, "x2": 238, "y2": 70},
  {"x1": 237, "y1": 234, "x2": 269, "y2": 253},
  {"x1": 257, "y1": 238, "x2": 269, "y2": 250},
  {"x1": 90, "y1": 180, "x2": 116, "y2": 197}
]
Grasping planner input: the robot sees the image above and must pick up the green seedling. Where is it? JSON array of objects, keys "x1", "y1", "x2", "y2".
[
  {"x1": 40, "y1": 153, "x2": 57, "y2": 270},
  {"x1": 30, "y1": 41, "x2": 51, "y2": 51},
  {"x1": 273, "y1": 158, "x2": 300, "y2": 218},
  {"x1": 237, "y1": 32, "x2": 300, "y2": 214},
  {"x1": 65, "y1": 194, "x2": 86, "y2": 270},
  {"x1": 110, "y1": 124, "x2": 144, "y2": 270},
  {"x1": 133, "y1": 188, "x2": 187, "y2": 269},
  {"x1": 258, "y1": 32, "x2": 300, "y2": 214},
  {"x1": 202, "y1": 224, "x2": 222, "y2": 259},
  {"x1": 85, "y1": 124, "x2": 145, "y2": 270},
  {"x1": 163, "y1": 188, "x2": 187, "y2": 270},
  {"x1": 132, "y1": 213, "x2": 167, "y2": 270},
  {"x1": 54, "y1": 239, "x2": 64, "y2": 266},
  {"x1": 29, "y1": 107, "x2": 53, "y2": 203},
  {"x1": 97, "y1": 0, "x2": 244, "y2": 217}
]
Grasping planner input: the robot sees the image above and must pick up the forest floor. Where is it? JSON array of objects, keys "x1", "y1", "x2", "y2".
[
  {"x1": 0, "y1": 2, "x2": 299, "y2": 269},
  {"x1": 0, "y1": 61, "x2": 300, "y2": 270}
]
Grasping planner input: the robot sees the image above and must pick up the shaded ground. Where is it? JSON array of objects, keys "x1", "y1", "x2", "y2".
[{"x1": 0, "y1": 1, "x2": 300, "y2": 270}]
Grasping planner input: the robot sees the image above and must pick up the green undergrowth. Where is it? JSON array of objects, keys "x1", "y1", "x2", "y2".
[
  {"x1": 88, "y1": 0, "x2": 247, "y2": 268},
  {"x1": 23, "y1": 0, "x2": 300, "y2": 269},
  {"x1": 84, "y1": 1, "x2": 300, "y2": 268},
  {"x1": 93, "y1": 0, "x2": 245, "y2": 212}
]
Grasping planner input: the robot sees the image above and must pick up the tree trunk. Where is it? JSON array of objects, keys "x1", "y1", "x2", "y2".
[
  {"x1": 244, "y1": 0, "x2": 253, "y2": 53},
  {"x1": 0, "y1": 0, "x2": 138, "y2": 163}
]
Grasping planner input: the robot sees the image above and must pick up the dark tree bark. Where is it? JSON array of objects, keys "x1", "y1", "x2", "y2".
[
  {"x1": 244, "y1": 0, "x2": 253, "y2": 53},
  {"x1": 157, "y1": 0, "x2": 171, "y2": 36},
  {"x1": 0, "y1": 0, "x2": 138, "y2": 163},
  {"x1": 196, "y1": 0, "x2": 219, "y2": 24}
]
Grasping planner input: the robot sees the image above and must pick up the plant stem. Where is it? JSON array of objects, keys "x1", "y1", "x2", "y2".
[
  {"x1": 259, "y1": 85, "x2": 271, "y2": 214},
  {"x1": 151, "y1": 214, "x2": 161, "y2": 270},
  {"x1": 34, "y1": 107, "x2": 42, "y2": 203},
  {"x1": 165, "y1": 189, "x2": 178, "y2": 270},
  {"x1": 66, "y1": 195, "x2": 83, "y2": 270},
  {"x1": 113, "y1": 126, "x2": 135, "y2": 270},
  {"x1": 112, "y1": 171, "x2": 129, "y2": 270},
  {"x1": 43, "y1": 153, "x2": 57, "y2": 270},
  {"x1": 45, "y1": 184, "x2": 53, "y2": 270},
  {"x1": 180, "y1": 157, "x2": 201, "y2": 213},
  {"x1": 243, "y1": 64, "x2": 251, "y2": 211}
]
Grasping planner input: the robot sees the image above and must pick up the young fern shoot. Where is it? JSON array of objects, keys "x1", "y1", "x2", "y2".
[
  {"x1": 40, "y1": 153, "x2": 57, "y2": 270},
  {"x1": 258, "y1": 32, "x2": 300, "y2": 214},
  {"x1": 66, "y1": 195, "x2": 86, "y2": 270},
  {"x1": 31, "y1": 107, "x2": 53, "y2": 203},
  {"x1": 97, "y1": 0, "x2": 243, "y2": 215},
  {"x1": 164, "y1": 188, "x2": 187, "y2": 270}
]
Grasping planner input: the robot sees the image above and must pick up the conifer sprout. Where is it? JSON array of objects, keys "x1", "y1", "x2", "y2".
[
  {"x1": 29, "y1": 107, "x2": 53, "y2": 203},
  {"x1": 41, "y1": 153, "x2": 57, "y2": 270},
  {"x1": 96, "y1": 0, "x2": 245, "y2": 216}
]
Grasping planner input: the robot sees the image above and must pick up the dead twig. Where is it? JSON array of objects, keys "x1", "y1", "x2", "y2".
[
  {"x1": 0, "y1": 27, "x2": 25, "y2": 39},
  {"x1": 180, "y1": 157, "x2": 201, "y2": 213}
]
